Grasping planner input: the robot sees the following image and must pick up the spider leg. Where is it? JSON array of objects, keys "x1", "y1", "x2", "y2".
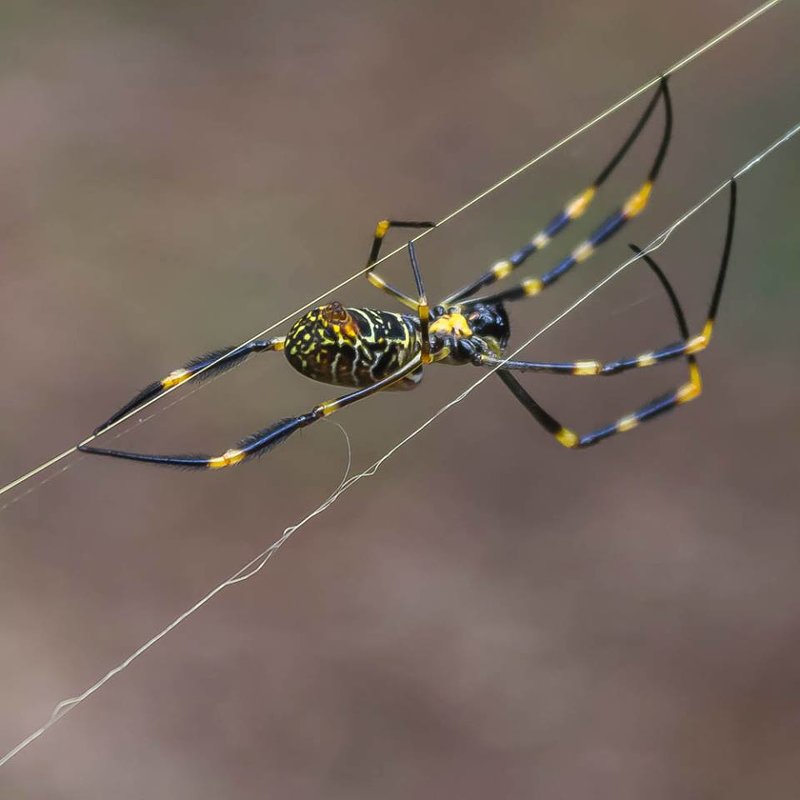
[
  {"x1": 87, "y1": 338, "x2": 286, "y2": 435},
  {"x1": 78, "y1": 353, "x2": 424, "y2": 469},
  {"x1": 496, "y1": 366, "x2": 703, "y2": 449},
  {"x1": 451, "y1": 77, "x2": 672, "y2": 307},
  {"x1": 406, "y1": 240, "x2": 434, "y2": 364},
  {"x1": 487, "y1": 180, "x2": 736, "y2": 448},
  {"x1": 365, "y1": 219, "x2": 435, "y2": 309},
  {"x1": 366, "y1": 235, "x2": 433, "y2": 363}
]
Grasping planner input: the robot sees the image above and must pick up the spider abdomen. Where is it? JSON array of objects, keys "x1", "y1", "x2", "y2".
[{"x1": 284, "y1": 304, "x2": 421, "y2": 388}]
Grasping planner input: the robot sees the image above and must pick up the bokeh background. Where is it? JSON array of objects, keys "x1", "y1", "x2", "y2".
[{"x1": 1, "y1": 1, "x2": 799, "y2": 797}]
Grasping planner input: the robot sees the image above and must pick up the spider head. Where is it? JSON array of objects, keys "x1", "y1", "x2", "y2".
[{"x1": 462, "y1": 301, "x2": 510, "y2": 354}]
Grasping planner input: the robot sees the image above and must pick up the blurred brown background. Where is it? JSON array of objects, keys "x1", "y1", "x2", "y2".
[{"x1": 1, "y1": 1, "x2": 799, "y2": 797}]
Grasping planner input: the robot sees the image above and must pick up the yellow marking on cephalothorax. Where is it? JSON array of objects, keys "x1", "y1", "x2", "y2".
[
  {"x1": 161, "y1": 369, "x2": 190, "y2": 389},
  {"x1": 616, "y1": 414, "x2": 639, "y2": 433},
  {"x1": 207, "y1": 449, "x2": 246, "y2": 469},
  {"x1": 574, "y1": 360, "x2": 600, "y2": 376},
  {"x1": 685, "y1": 334, "x2": 707, "y2": 355},
  {"x1": 623, "y1": 180, "x2": 653, "y2": 218},
  {"x1": 573, "y1": 241, "x2": 594, "y2": 263},
  {"x1": 532, "y1": 231, "x2": 550, "y2": 249},
  {"x1": 523, "y1": 278, "x2": 543, "y2": 296},
  {"x1": 491, "y1": 260, "x2": 514, "y2": 279},
  {"x1": 637, "y1": 352, "x2": 657, "y2": 367},
  {"x1": 375, "y1": 219, "x2": 390, "y2": 238},
  {"x1": 429, "y1": 313, "x2": 472, "y2": 338},
  {"x1": 556, "y1": 427, "x2": 579, "y2": 448},
  {"x1": 566, "y1": 186, "x2": 596, "y2": 219}
]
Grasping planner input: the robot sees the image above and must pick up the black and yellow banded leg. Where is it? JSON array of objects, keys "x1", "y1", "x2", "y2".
[
  {"x1": 443, "y1": 77, "x2": 672, "y2": 305},
  {"x1": 476, "y1": 310, "x2": 713, "y2": 377},
  {"x1": 476, "y1": 335, "x2": 707, "y2": 377},
  {"x1": 472, "y1": 236, "x2": 716, "y2": 378},
  {"x1": 497, "y1": 361, "x2": 703, "y2": 449},
  {"x1": 492, "y1": 179, "x2": 737, "y2": 450},
  {"x1": 478, "y1": 179, "x2": 737, "y2": 378},
  {"x1": 78, "y1": 354, "x2": 425, "y2": 469},
  {"x1": 86, "y1": 338, "x2": 286, "y2": 435},
  {"x1": 365, "y1": 219, "x2": 435, "y2": 310}
]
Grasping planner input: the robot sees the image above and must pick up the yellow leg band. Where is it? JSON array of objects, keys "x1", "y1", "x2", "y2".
[
  {"x1": 318, "y1": 400, "x2": 338, "y2": 417},
  {"x1": 565, "y1": 186, "x2": 597, "y2": 219},
  {"x1": 161, "y1": 369, "x2": 190, "y2": 389},
  {"x1": 207, "y1": 449, "x2": 246, "y2": 469},
  {"x1": 555, "y1": 427, "x2": 579, "y2": 448},
  {"x1": 623, "y1": 181, "x2": 653, "y2": 218},
  {"x1": 636, "y1": 352, "x2": 657, "y2": 367},
  {"x1": 491, "y1": 260, "x2": 514, "y2": 279},
  {"x1": 523, "y1": 278, "x2": 543, "y2": 296},
  {"x1": 572, "y1": 241, "x2": 595, "y2": 263},
  {"x1": 573, "y1": 360, "x2": 600, "y2": 376},
  {"x1": 685, "y1": 334, "x2": 707, "y2": 355},
  {"x1": 677, "y1": 363, "x2": 703, "y2": 404}
]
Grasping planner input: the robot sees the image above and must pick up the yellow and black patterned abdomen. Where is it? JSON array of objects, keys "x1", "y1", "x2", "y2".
[{"x1": 284, "y1": 303, "x2": 421, "y2": 388}]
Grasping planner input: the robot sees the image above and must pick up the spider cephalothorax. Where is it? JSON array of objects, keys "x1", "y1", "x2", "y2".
[
  {"x1": 428, "y1": 301, "x2": 511, "y2": 364},
  {"x1": 75, "y1": 79, "x2": 736, "y2": 469}
]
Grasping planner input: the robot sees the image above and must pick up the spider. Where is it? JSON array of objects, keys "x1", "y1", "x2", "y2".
[{"x1": 78, "y1": 78, "x2": 734, "y2": 470}]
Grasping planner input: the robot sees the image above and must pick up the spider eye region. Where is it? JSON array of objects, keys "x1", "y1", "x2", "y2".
[{"x1": 459, "y1": 301, "x2": 511, "y2": 353}]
